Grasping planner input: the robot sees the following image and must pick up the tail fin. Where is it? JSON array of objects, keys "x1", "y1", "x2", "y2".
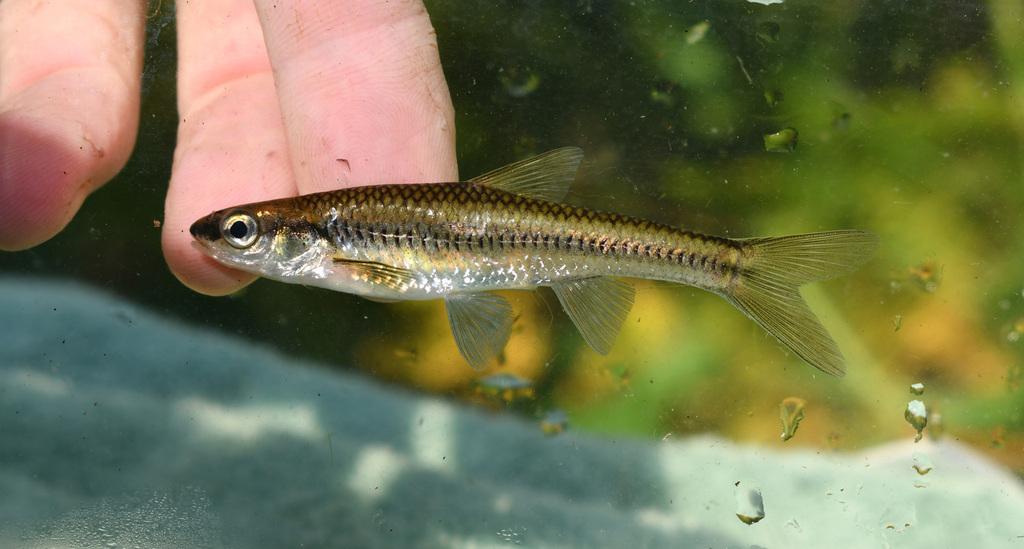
[{"x1": 724, "y1": 230, "x2": 880, "y2": 377}]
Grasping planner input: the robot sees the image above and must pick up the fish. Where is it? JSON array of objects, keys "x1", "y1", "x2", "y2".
[{"x1": 190, "y1": 148, "x2": 879, "y2": 376}]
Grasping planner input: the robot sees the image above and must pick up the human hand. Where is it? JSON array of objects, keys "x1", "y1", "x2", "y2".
[
  {"x1": 0, "y1": 0, "x2": 458, "y2": 297},
  {"x1": 0, "y1": 0, "x2": 144, "y2": 253}
]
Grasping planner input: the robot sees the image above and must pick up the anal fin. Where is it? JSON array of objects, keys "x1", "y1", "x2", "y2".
[
  {"x1": 551, "y1": 276, "x2": 636, "y2": 355},
  {"x1": 444, "y1": 292, "x2": 515, "y2": 371}
]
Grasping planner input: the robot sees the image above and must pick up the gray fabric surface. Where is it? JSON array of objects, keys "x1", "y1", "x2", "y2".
[{"x1": 1, "y1": 277, "x2": 1021, "y2": 548}]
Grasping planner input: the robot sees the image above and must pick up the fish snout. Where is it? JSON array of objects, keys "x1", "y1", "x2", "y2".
[{"x1": 189, "y1": 215, "x2": 221, "y2": 244}]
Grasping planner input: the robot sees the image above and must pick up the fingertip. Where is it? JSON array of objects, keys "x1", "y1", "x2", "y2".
[
  {"x1": 255, "y1": 0, "x2": 458, "y2": 190},
  {"x1": 0, "y1": 0, "x2": 143, "y2": 250},
  {"x1": 0, "y1": 113, "x2": 97, "y2": 251}
]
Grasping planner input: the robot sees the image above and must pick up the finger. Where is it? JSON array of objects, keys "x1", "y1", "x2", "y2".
[
  {"x1": 0, "y1": 0, "x2": 143, "y2": 251},
  {"x1": 163, "y1": 0, "x2": 294, "y2": 295},
  {"x1": 253, "y1": 0, "x2": 457, "y2": 193}
]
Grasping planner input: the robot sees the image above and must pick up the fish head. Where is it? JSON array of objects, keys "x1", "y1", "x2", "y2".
[{"x1": 190, "y1": 204, "x2": 332, "y2": 280}]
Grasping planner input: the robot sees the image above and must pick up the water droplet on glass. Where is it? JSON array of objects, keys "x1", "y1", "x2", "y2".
[
  {"x1": 879, "y1": 502, "x2": 916, "y2": 533},
  {"x1": 496, "y1": 526, "x2": 526, "y2": 544},
  {"x1": 764, "y1": 88, "x2": 783, "y2": 108},
  {"x1": 905, "y1": 400, "x2": 927, "y2": 442},
  {"x1": 756, "y1": 21, "x2": 781, "y2": 43},
  {"x1": 911, "y1": 452, "x2": 933, "y2": 475},
  {"x1": 686, "y1": 21, "x2": 710, "y2": 45},
  {"x1": 763, "y1": 128, "x2": 798, "y2": 153},
  {"x1": 909, "y1": 383, "x2": 924, "y2": 396},
  {"x1": 779, "y1": 397, "x2": 807, "y2": 442},
  {"x1": 734, "y1": 479, "x2": 765, "y2": 525},
  {"x1": 479, "y1": 373, "x2": 532, "y2": 390},
  {"x1": 477, "y1": 373, "x2": 534, "y2": 401}
]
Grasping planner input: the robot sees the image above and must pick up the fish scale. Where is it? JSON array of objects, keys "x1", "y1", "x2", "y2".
[{"x1": 190, "y1": 147, "x2": 879, "y2": 375}]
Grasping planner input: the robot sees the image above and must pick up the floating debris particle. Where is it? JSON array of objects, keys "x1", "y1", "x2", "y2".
[
  {"x1": 607, "y1": 364, "x2": 631, "y2": 388},
  {"x1": 905, "y1": 400, "x2": 927, "y2": 442},
  {"x1": 893, "y1": 260, "x2": 938, "y2": 293},
  {"x1": 831, "y1": 111, "x2": 852, "y2": 130},
  {"x1": 650, "y1": 88, "x2": 675, "y2": 108},
  {"x1": 734, "y1": 479, "x2": 765, "y2": 525},
  {"x1": 540, "y1": 408, "x2": 569, "y2": 436},
  {"x1": 909, "y1": 383, "x2": 924, "y2": 396},
  {"x1": 1005, "y1": 317, "x2": 1024, "y2": 343},
  {"x1": 911, "y1": 452, "x2": 933, "y2": 475},
  {"x1": 779, "y1": 397, "x2": 807, "y2": 442},
  {"x1": 991, "y1": 425, "x2": 1006, "y2": 449},
  {"x1": 1008, "y1": 362, "x2": 1021, "y2": 392},
  {"x1": 499, "y1": 68, "x2": 541, "y2": 98},
  {"x1": 764, "y1": 88, "x2": 783, "y2": 108},
  {"x1": 763, "y1": 128, "x2": 797, "y2": 153}
]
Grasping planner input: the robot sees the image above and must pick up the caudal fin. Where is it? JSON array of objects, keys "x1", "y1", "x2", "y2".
[{"x1": 724, "y1": 230, "x2": 880, "y2": 377}]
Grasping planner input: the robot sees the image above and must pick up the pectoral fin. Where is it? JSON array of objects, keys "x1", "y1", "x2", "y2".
[
  {"x1": 469, "y1": 147, "x2": 583, "y2": 202},
  {"x1": 333, "y1": 259, "x2": 416, "y2": 292},
  {"x1": 551, "y1": 276, "x2": 635, "y2": 355},
  {"x1": 444, "y1": 292, "x2": 515, "y2": 370}
]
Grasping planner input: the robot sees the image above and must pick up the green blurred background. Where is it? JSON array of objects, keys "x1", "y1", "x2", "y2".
[{"x1": 2, "y1": 0, "x2": 1021, "y2": 473}]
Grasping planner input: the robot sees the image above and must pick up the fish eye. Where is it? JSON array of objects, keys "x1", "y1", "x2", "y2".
[{"x1": 220, "y1": 212, "x2": 259, "y2": 248}]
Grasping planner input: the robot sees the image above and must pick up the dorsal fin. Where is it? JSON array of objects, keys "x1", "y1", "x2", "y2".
[{"x1": 468, "y1": 147, "x2": 583, "y2": 202}]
